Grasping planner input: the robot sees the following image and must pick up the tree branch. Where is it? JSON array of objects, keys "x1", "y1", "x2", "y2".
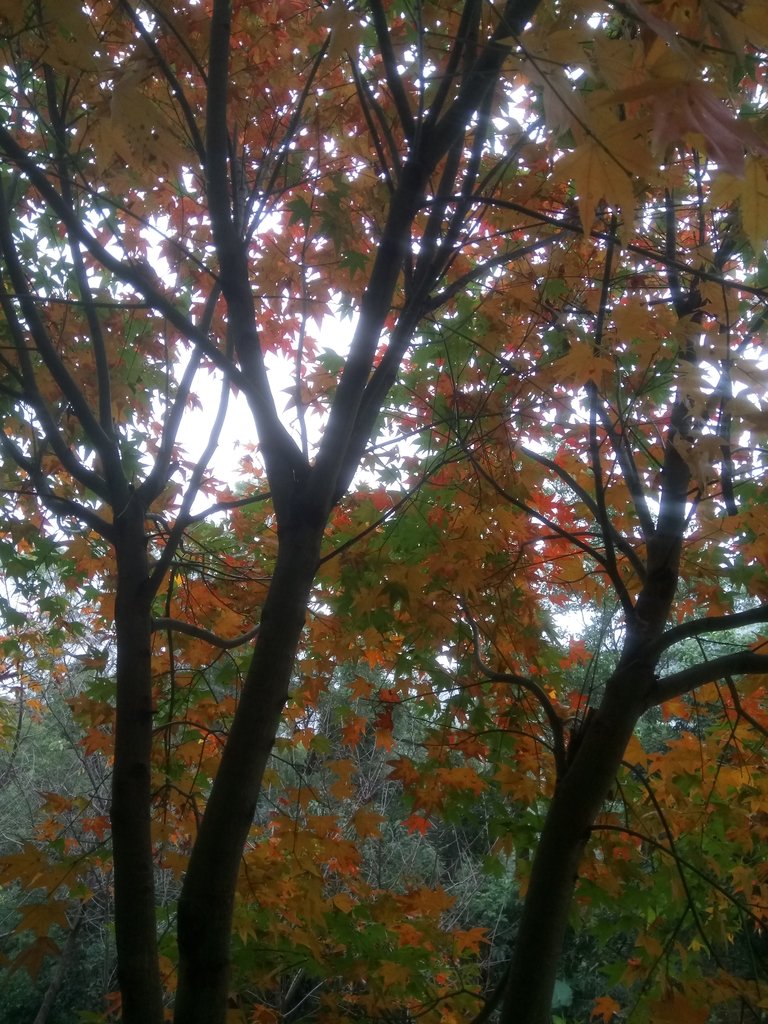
[
  {"x1": 649, "y1": 603, "x2": 768, "y2": 658},
  {"x1": 205, "y1": 0, "x2": 308, "y2": 511},
  {"x1": 0, "y1": 182, "x2": 113, "y2": 476},
  {"x1": 428, "y1": 0, "x2": 542, "y2": 157},
  {"x1": 118, "y1": 0, "x2": 206, "y2": 163},
  {"x1": 0, "y1": 123, "x2": 245, "y2": 386},
  {"x1": 465, "y1": 447, "x2": 616, "y2": 576},
  {"x1": 147, "y1": 357, "x2": 231, "y2": 591},
  {"x1": 349, "y1": 58, "x2": 398, "y2": 192},
  {"x1": 368, "y1": 0, "x2": 415, "y2": 143},
  {"x1": 152, "y1": 618, "x2": 259, "y2": 650},
  {"x1": 0, "y1": 278, "x2": 109, "y2": 503},
  {"x1": 649, "y1": 653, "x2": 768, "y2": 707},
  {"x1": 596, "y1": 402, "x2": 656, "y2": 543},
  {"x1": 462, "y1": 601, "x2": 567, "y2": 778},
  {"x1": 520, "y1": 446, "x2": 646, "y2": 582},
  {"x1": 423, "y1": 0, "x2": 482, "y2": 130},
  {"x1": 438, "y1": 194, "x2": 768, "y2": 301}
]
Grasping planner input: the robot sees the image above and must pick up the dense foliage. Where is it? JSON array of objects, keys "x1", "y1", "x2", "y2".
[{"x1": 1, "y1": 0, "x2": 768, "y2": 1022}]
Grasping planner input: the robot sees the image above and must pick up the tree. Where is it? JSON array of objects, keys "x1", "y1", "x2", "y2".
[{"x1": 1, "y1": 1, "x2": 768, "y2": 1023}]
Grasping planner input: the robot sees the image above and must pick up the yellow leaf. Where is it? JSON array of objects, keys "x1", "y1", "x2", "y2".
[
  {"x1": 740, "y1": 156, "x2": 768, "y2": 255},
  {"x1": 710, "y1": 170, "x2": 742, "y2": 209},
  {"x1": 305, "y1": 814, "x2": 338, "y2": 838},
  {"x1": 374, "y1": 728, "x2": 394, "y2": 752},
  {"x1": 439, "y1": 764, "x2": 486, "y2": 795},
  {"x1": 18, "y1": 900, "x2": 70, "y2": 937},
  {"x1": 331, "y1": 893, "x2": 355, "y2": 914},
  {"x1": 379, "y1": 960, "x2": 411, "y2": 987},
  {"x1": 742, "y1": 1, "x2": 768, "y2": 49},
  {"x1": 329, "y1": 758, "x2": 356, "y2": 799},
  {"x1": 351, "y1": 808, "x2": 386, "y2": 838},
  {"x1": 40, "y1": 0, "x2": 103, "y2": 72},
  {"x1": 0, "y1": 0, "x2": 26, "y2": 31},
  {"x1": 554, "y1": 343, "x2": 615, "y2": 387},
  {"x1": 323, "y1": 1, "x2": 364, "y2": 64},
  {"x1": 494, "y1": 764, "x2": 538, "y2": 804},
  {"x1": 561, "y1": 135, "x2": 638, "y2": 236},
  {"x1": 107, "y1": 65, "x2": 188, "y2": 179},
  {"x1": 349, "y1": 675, "x2": 373, "y2": 700}
]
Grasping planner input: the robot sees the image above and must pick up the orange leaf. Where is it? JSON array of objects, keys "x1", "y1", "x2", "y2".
[
  {"x1": 403, "y1": 814, "x2": 433, "y2": 836},
  {"x1": 349, "y1": 676, "x2": 373, "y2": 700},
  {"x1": 351, "y1": 808, "x2": 386, "y2": 838},
  {"x1": 591, "y1": 995, "x2": 621, "y2": 1023},
  {"x1": 374, "y1": 728, "x2": 394, "y2": 752},
  {"x1": 452, "y1": 926, "x2": 488, "y2": 954},
  {"x1": 648, "y1": 991, "x2": 709, "y2": 1024}
]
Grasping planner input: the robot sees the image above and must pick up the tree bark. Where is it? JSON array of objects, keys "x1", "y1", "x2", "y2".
[
  {"x1": 110, "y1": 496, "x2": 164, "y2": 1024},
  {"x1": 32, "y1": 905, "x2": 84, "y2": 1024},
  {"x1": 500, "y1": 431, "x2": 690, "y2": 1022},
  {"x1": 174, "y1": 511, "x2": 325, "y2": 1024},
  {"x1": 500, "y1": 671, "x2": 652, "y2": 1023}
]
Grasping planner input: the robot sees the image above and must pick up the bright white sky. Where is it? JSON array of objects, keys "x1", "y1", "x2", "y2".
[{"x1": 180, "y1": 312, "x2": 358, "y2": 492}]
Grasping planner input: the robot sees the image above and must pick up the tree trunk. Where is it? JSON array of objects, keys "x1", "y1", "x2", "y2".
[
  {"x1": 500, "y1": 669, "x2": 652, "y2": 1024},
  {"x1": 110, "y1": 496, "x2": 164, "y2": 1024},
  {"x1": 174, "y1": 513, "x2": 325, "y2": 1024},
  {"x1": 32, "y1": 904, "x2": 84, "y2": 1024}
]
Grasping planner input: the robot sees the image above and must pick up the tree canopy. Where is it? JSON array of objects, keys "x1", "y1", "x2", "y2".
[{"x1": 1, "y1": 1, "x2": 768, "y2": 1023}]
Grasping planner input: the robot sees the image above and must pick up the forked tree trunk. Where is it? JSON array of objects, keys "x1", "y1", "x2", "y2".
[
  {"x1": 171, "y1": 2, "x2": 545, "y2": 1019},
  {"x1": 174, "y1": 515, "x2": 325, "y2": 1024}
]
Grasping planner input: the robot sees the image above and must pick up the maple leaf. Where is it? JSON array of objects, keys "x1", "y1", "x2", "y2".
[
  {"x1": 439, "y1": 765, "x2": 486, "y2": 795},
  {"x1": 379, "y1": 960, "x2": 411, "y2": 988},
  {"x1": 557, "y1": 139, "x2": 636, "y2": 238},
  {"x1": 349, "y1": 676, "x2": 373, "y2": 700},
  {"x1": 552, "y1": 343, "x2": 615, "y2": 387},
  {"x1": 648, "y1": 991, "x2": 709, "y2": 1024},
  {"x1": 452, "y1": 926, "x2": 488, "y2": 954},
  {"x1": 329, "y1": 759, "x2": 357, "y2": 799},
  {"x1": 394, "y1": 922, "x2": 427, "y2": 948},
  {"x1": 10, "y1": 936, "x2": 61, "y2": 980},
  {"x1": 402, "y1": 814, "x2": 433, "y2": 836},
  {"x1": 494, "y1": 764, "x2": 538, "y2": 804},
  {"x1": 341, "y1": 715, "x2": 368, "y2": 747},
  {"x1": 737, "y1": 157, "x2": 768, "y2": 255},
  {"x1": 388, "y1": 756, "x2": 420, "y2": 788},
  {"x1": 610, "y1": 55, "x2": 768, "y2": 175},
  {"x1": 326, "y1": 894, "x2": 356, "y2": 921},
  {"x1": 591, "y1": 995, "x2": 621, "y2": 1022},
  {"x1": 17, "y1": 900, "x2": 70, "y2": 937},
  {"x1": 351, "y1": 808, "x2": 386, "y2": 838}
]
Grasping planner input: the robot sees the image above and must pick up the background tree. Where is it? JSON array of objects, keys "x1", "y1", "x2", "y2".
[{"x1": 1, "y1": 1, "x2": 768, "y2": 1024}]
